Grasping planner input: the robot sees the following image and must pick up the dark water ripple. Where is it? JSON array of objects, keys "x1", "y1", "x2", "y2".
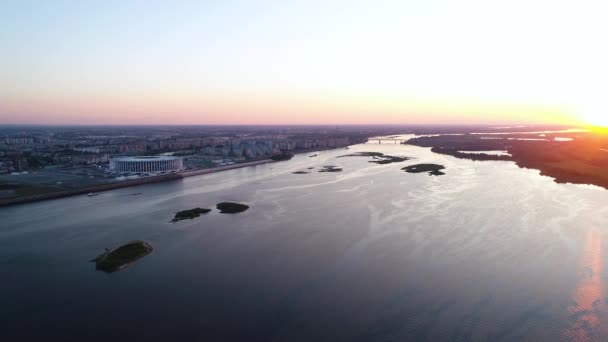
[{"x1": 2, "y1": 137, "x2": 608, "y2": 341}]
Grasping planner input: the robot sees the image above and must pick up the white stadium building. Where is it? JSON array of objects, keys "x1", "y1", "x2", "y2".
[{"x1": 109, "y1": 156, "x2": 184, "y2": 174}]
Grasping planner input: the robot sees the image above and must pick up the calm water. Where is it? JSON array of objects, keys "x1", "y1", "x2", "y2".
[{"x1": 2, "y1": 137, "x2": 608, "y2": 341}]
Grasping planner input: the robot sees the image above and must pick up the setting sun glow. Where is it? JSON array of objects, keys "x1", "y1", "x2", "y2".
[
  {"x1": 1, "y1": 0, "x2": 607, "y2": 125},
  {"x1": 581, "y1": 113, "x2": 608, "y2": 129},
  {"x1": 577, "y1": 101, "x2": 608, "y2": 129}
]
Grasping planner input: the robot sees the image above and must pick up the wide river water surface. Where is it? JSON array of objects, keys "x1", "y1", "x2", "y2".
[{"x1": 2, "y1": 137, "x2": 608, "y2": 341}]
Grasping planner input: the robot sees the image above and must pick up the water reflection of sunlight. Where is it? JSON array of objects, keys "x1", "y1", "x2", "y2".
[{"x1": 566, "y1": 228, "x2": 607, "y2": 341}]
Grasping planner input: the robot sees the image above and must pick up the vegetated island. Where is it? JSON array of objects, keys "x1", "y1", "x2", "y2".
[
  {"x1": 318, "y1": 165, "x2": 343, "y2": 172},
  {"x1": 406, "y1": 131, "x2": 608, "y2": 188},
  {"x1": 91, "y1": 240, "x2": 153, "y2": 273},
  {"x1": 402, "y1": 164, "x2": 446, "y2": 176},
  {"x1": 339, "y1": 152, "x2": 411, "y2": 164},
  {"x1": 430, "y1": 147, "x2": 511, "y2": 161},
  {"x1": 217, "y1": 202, "x2": 250, "y2": 213},
  {"x1": 172, "y1": 207, "x2": 212, "y2": 222},
  {"x1": 271, "y1": 153, "x2": 294, "y2": 161}
]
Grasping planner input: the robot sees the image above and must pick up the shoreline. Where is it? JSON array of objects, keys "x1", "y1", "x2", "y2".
[
  {"x1": 0, "y1": 159, "x2": 273, "y2": 208},
  {"x1": 0, "y1": 143, "x2": 365, "y2": 208}
]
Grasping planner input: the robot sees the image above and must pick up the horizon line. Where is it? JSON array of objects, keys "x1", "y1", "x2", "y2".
[{"x1": 0, "y1": 122, "x2": 585, "y2": 127}]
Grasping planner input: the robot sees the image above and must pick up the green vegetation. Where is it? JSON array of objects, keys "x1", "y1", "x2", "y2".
[
  {"x1": 91, "y1": 240, "x2": 153, "y2": 273},
  {"x1": 26, "y1": 155, "x2": 55, "y2": 168},
  {"x1": 217, "y1": 202, "x2": 250, "y2": 213},
  {"x1": 339, "y1": 152, "x2": 411, "y2": 164},
  {"x1": 511, "y1": 137, "x2": 608, "y2": 188},
  {"x1": 318, "y1": 165, "x2": 343, "y2": 172},
  {"x1": 369, "y1": 156, "x2": 410, "y2": 164},
  {"x1": 172, "y1": 207, "x2": 212, "y2": 222},
  {"x1": 271, "y1": 153, "x2": 294, "y2": 161},
  {"x1": 0, "y1": 182, "x2": 64, "y2": 198},
  {"x1": 402, "y1": 164, "x2": 446, "y2": 176},
  {"x1": 0, "y1": 183, "x2": 19, "y2": 190},
  {"x1": 339, "y1": 152, "x2": 385, "y2": 158},
  {"x1": 408, "y1": 132, "x2": 608, "y2": 188}
]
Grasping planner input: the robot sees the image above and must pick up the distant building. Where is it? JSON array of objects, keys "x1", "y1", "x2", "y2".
[
  {"x1": 73, "y1": 147, "x2": 101, "y2": 153},
  {"x1": 109, "y1": 156, "x2": 183, "y2": 173},
  {"x1": 72, "y1": 153, "x2": 109, "y2": 165},
  {"x1": 118, "y1": 143, "x2": 147, "y2": 154},
  {"x1": 4, "y1": 137, "x2": 34, "y2": 145}
]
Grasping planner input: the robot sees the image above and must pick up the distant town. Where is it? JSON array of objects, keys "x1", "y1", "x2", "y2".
[{"x1": 0, "y1": 125, "x2": 408, "y2": 205}]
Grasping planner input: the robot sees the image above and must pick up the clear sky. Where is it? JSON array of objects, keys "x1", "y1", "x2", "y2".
[{"x1": 1, "y1": 0, "x2": 607, "y2": 126}]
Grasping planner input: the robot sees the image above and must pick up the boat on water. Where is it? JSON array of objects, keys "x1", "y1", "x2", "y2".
[
  {"x1": 86, "y1": 193, "x2": 99, "y2": 197},
  {"x1": 309, "y1": 154, "x2": 318, "y2": 157}
]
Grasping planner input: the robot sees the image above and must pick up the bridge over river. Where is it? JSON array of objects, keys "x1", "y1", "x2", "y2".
[{"x1": 371, "y1": 138, "x2": 409, "y2": 144}]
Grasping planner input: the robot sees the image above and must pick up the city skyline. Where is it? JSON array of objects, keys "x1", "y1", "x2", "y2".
[{"x1": 2, "y1": 0, "x2": 607, "y2": 127}]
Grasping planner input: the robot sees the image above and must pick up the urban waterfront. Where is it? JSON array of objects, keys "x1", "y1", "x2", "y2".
[{"x1": 2, "y1": 138, "x2": 608, "y2": 341}]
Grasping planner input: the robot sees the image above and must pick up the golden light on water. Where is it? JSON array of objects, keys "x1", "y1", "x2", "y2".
[{"x1": 565, "y1": 228, "x2": 608, "y2": 341}]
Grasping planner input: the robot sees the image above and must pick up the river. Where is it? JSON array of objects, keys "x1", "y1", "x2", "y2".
[{"x1": 2, "y1": 136, "x2": 608, "y2": 341}]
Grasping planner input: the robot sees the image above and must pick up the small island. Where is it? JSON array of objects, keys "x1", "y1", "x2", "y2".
[
  {"x1": 402, "y1": 164, "x2": 446, "y2": 176},
  {"x1": 318, "y1": 165, "x2": 343, "y2": 172},
  {"x1": 217, "y1": 202, "x2": 250, "y2": 213},
  {"x1": 339, "y1": 151, "x2": 384, "y2": 158},
  {"x1": 339, "y1": 152, "x2": 411, "y2": 164},
  {"x1": 370, "y1": 156, "x2": 411, "y2": 164},
  {"x1": 172, "y1": 207, "x2": 212, "y2": 222},
  {"x1": 293, "y1": 171, "x2": 310, "y2": 174},
  {"x1": 91, "y1": 240, "x2": 153, "y2": 273}
]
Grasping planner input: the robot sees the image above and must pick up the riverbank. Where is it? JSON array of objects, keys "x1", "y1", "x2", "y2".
[
  {"x1": 0, "y1": 142, "x2": 367, "y2": 208},
  {"x1": 0, "y1": 159, "x2": 273, "y2": 207},
  {"x1": 407, "y1": 132, "x2": 608, "y2": 190}
]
